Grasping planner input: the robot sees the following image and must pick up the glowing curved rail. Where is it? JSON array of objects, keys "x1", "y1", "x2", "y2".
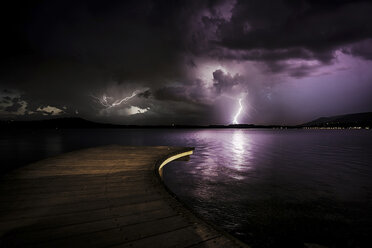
[{"x1": 156, "y1": 149, "x2": 194, "y2": 178}]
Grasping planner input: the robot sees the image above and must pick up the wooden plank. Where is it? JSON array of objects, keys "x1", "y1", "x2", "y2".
[
  {"x1": 0, "y1": 194, "x2": 166, "y2": 222},
  {"x1": 0, "y1": 146, "x2": 248, "y2": 248},
  {"x1": 0, "y1": 200, "x2": 170, "y2": 234},
  {"x1": 186, "y1": 236, "x2": 245, "y2": 248},
  {"x1": 111, "y1": 226, "x2": 219, "y2": 248},
  {"x1": 6, "y1": 210, "x2": 179, "y2": 245},
  {"x1": 29, "y1": 216, "x2": 190, "y2": 248}
]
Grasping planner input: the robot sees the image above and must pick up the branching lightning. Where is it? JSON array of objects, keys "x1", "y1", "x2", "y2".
[
  {"x1": 92, "y1": 90, "x2": 141, "y2": 109},
  {"x1": 233, "y1": 98, "x2": 243, "y2": 124}
]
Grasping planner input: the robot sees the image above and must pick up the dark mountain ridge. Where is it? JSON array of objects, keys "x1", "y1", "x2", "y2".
[
  {"x1": 1, "y1": 112, "x2": 371, "y2": 129},
  {"x1": 302, "y1": 112, "x2": 372, "y2": 128}
]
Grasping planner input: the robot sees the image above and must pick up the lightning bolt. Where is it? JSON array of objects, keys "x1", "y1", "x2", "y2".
[
  {"x1": 233, "y1": 98, "x2": 243, "y2": 124},
  {"x1": 92, "y1": 90, "x2": 141, "y2": 109}
]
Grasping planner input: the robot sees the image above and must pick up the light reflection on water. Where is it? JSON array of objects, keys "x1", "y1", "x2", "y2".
[
  {"x1": 162, "y1": 129, "x2": 372, "y2": 248},
  {"x1": 1, "y1": 128, "x2": 372, "y2": 247},
  {"x1": 231, "y1": 130, "x2": 248, "y2": 172}
]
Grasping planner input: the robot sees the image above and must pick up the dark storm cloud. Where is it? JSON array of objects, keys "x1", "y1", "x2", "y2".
[
  {"x1": 137, "y1": 90, "x2": 152, "y2": 99},
  {"x1": 212, "y1": 69, "x2": 242, "y2": 94},
  {"x1": 2, "y1": 96, "x2": 12, "y2": 102},
  {"x1": 2, "y1": 89, "x2": 13, "y2": 94},
  {"x1": 153, "y1": 79, "x2": 211, "y2": 106},
  {"x1": 2, "y1": 0, "x2": 372, "y2": 75},
  {"x1": 214, "y1": 0, "x2": 372, "y2": 64},
  {"x1": 4, "y1": 98, "x2": 22, "y2": 112},
  {"x1": 24, "y1": 1, "x2": 183, "y2": 81},
  {"x1": 1, "y1": 0, "x2": 372, "y2": 124},
  {"x1": 263, "y1": 60, "x2": 324, "y2": 78},
  {"x1": 154, "y1": 87, "x2": 189, "y2": 103},
  {"x1": 0, "y1": 0, "x2": 204, "y2": 121},
  {"x1": 343, "y1": 39, "x2": 372, "y2": 60}
]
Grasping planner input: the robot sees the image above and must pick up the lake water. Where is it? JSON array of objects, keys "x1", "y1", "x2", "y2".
[{"x1": 1, "y1": 128, "x2": 372, "y2": 247}]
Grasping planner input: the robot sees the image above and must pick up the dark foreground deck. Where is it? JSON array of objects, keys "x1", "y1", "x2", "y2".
[{"x1": 0, "y1": 146, "x2": 248, "y2": 248}]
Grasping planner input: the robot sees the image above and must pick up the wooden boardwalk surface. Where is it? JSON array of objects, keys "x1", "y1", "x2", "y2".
[{"x1": 0, "y1": 146, "x2": 248, "y2": 248}]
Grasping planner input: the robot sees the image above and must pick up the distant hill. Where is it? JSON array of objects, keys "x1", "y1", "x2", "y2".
[
  {"x1": 1, "y1": 112, "x2": 372, "y2": 129},
  {"x1": 301, "y1": 112, "x2": 372, "y2": 128},
  {"x1": 0, "y1": 118, "x2": 282, "y2": 129},
  {"x1": 0, "y1": 118, "x2": 117, "y2": 129},
  {"x1": 0, "y1": 118, "x2": 257, "y2": 129}
]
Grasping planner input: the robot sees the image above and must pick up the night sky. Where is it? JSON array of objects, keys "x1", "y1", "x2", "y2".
[{"x1": 1, "y1": 0, "x2": 372, "y2": 125}]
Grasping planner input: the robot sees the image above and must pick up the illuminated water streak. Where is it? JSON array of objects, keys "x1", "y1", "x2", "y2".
[{"x1": 232, "y1": 98, "x2": 243, "y2": 124}]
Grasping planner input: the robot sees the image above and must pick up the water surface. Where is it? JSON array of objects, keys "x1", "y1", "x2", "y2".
[{"x1": 1, "y1": 128, "x2": 371, "y2": 247}]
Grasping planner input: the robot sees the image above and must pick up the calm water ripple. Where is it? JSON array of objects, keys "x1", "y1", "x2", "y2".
[{"x1": 1, "y1": 129, "x2": 372, "y2": 247}]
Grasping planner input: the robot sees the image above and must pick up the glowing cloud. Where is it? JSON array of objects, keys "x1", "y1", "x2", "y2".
[
  {"x1": 36, "y1": 105, "x2": 64, "y2": 116},
  {"x1": 117, "y1": 106, "x2": 149, "y2": 116},
  {"x1": 233, "y1": 98, "x2": 243, "y2": 124},
  {"x1": 92, "y1": 90, "x2": 141, "y2": 109}
]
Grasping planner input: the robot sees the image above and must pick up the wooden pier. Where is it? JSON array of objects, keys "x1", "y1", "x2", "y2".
[{"x1": 0, "y1": 146, "x2": 248, "y2": 248}]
